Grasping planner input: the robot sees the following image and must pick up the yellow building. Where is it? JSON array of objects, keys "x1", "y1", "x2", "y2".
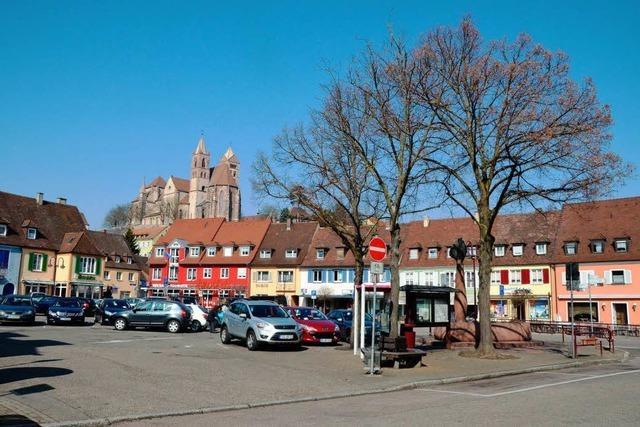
[
  {"x1": 55, "y1": 232, "x2": 107, "y2": 298},
  {"x1": 249, "y1": 222, "x2": 318, "y2": 305},
  {"x1": 20, "y1": 248, "x2": 58, "y2": 295},
  {"x1": 489, "y1": 265, "x2": 554, "y2": 320},
  {"x1": 131, "y1": 226, "x2": 168, "y2": 257}
]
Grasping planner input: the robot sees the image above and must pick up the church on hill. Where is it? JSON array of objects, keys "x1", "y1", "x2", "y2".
[{"x1": 130, "y1": 135, "x2": 241, "y2": 226}]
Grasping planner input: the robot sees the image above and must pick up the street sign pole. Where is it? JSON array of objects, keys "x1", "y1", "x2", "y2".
[
  {"x1": 570, "y1": 283, "x2": 575, "y2": 359},
  {"x1": 370, "y1": 272, "x2": 377, "y2": 375}
]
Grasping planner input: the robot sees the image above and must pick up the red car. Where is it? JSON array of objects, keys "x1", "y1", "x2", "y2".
[{"x1": 284, "y1": 306, "x2": 340, "y2": 345}]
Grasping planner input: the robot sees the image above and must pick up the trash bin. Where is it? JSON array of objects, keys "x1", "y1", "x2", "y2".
[{"x1": 401, "y1": 323, "x2": 416, "y2": 349}]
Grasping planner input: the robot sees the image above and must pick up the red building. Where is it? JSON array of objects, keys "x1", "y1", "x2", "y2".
[{"x1": 148, "y1": 217, "x2": 270, "y2": 307}]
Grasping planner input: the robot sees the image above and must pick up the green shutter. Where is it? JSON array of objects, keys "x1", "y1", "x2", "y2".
[
  {"x1": 42, "y1": 254, "x2": 48, "y2": 272},
  {"x1": 95, "y1": 257, "x2": 102, "y2": 275},
  {"x1": 75, "y1": 256, "x2": 82, "y2": 274},
  {"x1": 28, "y1": 253, "x2": 35, "y2": 271}
]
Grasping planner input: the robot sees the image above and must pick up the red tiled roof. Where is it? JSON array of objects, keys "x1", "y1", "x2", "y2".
[
  {"x1": 131, "y1": 226, "x2": 167, "y2": 239},
  {"x1": 59, "y1": 232, "x2": 103, "y2": 256},
  {"x1": 170, "y1": 176, "x2": 190, "y2": 193},
  {"x1": 156, "y1": 218, "x2": 224, "y2": 245},
  {"x1": 210, "y1": 163, "x2": 237, "y2": 186},
  {"x1": 300, "y1": 226, "x2": 389, "y2": 267},
  {"x1": 147, "y1": 176, "x2": 166, "y2": 188},
  {"x1": 251, "y1": 222, "x2": 318, "y2": 267},
  {"x1": 554, "y1": 197, "x2": 640, "y2": 263},
  {"x1": 200, "y1": 218, "x2": 271, "y2": 265}
]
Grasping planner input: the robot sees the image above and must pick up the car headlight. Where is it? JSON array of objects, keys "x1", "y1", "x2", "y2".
[
  {"x1": 334, "y1": 324, "x2": 340, "y2": 332},
  {"x1": 256, "y1": 322, "x2": 269, "y2": 329},
  {"x1": 300, "y1": 324, "x2": 314, "y2": 332},
  {"x1": 0, "y1": 310, "x2": 6, "y2": 316},
  {"x1": 104, "y1": 311, "x2": 113, "y2": 316},
  {"x1": 25, "y1": 310, "x2": 34, "y2": 315}
]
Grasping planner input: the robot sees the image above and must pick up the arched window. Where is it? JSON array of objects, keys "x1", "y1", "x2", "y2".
[
  {"x1": 201, "y1": 186, "x2": 205, "y2": 191},
  {"x1": 201, "y1": 158, "x2": 206, "y2": 167},
  {"x1": 194, "y1": 160, "x2": 197, "y2": 167}
]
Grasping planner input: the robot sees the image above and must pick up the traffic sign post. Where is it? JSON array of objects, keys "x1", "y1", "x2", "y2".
[
  {"x1": 368, "y1": 237, "x2": 387, "y2": 262},
  {"x1": 367, "y1": 237, "x2": 387, "y2": 375},
  {"x1": 566, "y1": 263, "x2": 580, "y2": 359}
]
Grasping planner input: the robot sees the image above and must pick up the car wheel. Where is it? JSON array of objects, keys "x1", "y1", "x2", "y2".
[
  {"x1": 113, "y1": 318, "x2": 127, "y2": 331},
  {"x1": 47, "y1": 318, "x2": 54, "y2": 325},
  {"x1": 191, "y1": 320, "x2": 201, "y2": 332},
  {"x1": 220, "y1": 326, "x2": 231, "y2": 344},
  {"x1": 344, "y1": 328, "x2": 351, "y2": 343},
  {"x1": 246, "y1": 330, "x2": 259, "y2": 351},
  {"x1": 166, "y1": 319, "x2": 181, "y2": 333}
]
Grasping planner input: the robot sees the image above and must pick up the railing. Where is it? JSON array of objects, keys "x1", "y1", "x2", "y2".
[{"x1": 530, "y1": 320, "x2": 640, "y2": 337}]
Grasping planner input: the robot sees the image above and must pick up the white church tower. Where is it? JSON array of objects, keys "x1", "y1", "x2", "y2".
[{"x1": 189, "y1": 134, "x2": 210, "y2": 218}]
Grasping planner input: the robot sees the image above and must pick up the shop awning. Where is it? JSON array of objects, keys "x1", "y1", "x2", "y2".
[
  {"x1": 70, "y1": 281, "x2": 104, "y2": 287},
  {"x1": 402, "y1": 285, "x2": 458, "y2": 295},
  {"x1": 22, "y1": 280, "x2": 55, "y2": 286}
]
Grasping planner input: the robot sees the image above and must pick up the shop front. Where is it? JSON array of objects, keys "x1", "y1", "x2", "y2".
[
  {"x1": 70, "y1": 281, "x2": 104, "y2": 299},
  {"x1": 400, "y1": 285, "x2": 455, "y2": 327},
  {"x1": 22, "y1": 280, "x2": 55, "y2": 295},
  {"x1": 490, "y1": 293, "x2": 551, "y2": 321}
]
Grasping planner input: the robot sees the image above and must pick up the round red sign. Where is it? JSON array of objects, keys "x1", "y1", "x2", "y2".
[{"x1": 368, "y1": 236, "x2": 387, "y2": 261}]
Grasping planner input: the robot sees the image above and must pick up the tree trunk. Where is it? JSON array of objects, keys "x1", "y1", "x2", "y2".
[
  {"x1": 477, "y1": 225, "x2": 495, "y2": 355},
  {"x1": 351, "y1": 260, "x2": 364, "y2": 349},
  {"x1": 389, "y1": 224, "x2": 402, "y2": 338}
]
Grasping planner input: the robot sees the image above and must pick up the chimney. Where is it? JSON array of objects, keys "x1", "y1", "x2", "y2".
[
  {"x1": 286, "y1": 217, "x2": 292, "y2": 231},
  {"x1": 36, "y1": 192, "x2": 44, "y2": 205},
  {"x1": 57, "y1": 197, "x2": 67, "y2": 205},
  {"x1": 423, "y1": 216, "x2": 430, "y2": 228}
]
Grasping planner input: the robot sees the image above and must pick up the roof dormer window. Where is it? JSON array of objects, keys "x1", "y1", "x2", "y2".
[
  {"x1": 27, "y1": 228, "x2": 37, "y2": 240},
  {"x1": 223, "y1": 246, "x2": 233, "y2": 257},
  {"x1": 336, "y1": 247, "x2": 345, "y2": 260},
  {"x1": 115, "y1": 255, "x2": 121, "y2": 263},
  {"x1": 590, "y1": 240, "x2": 605, "y2": 254},
  {"x1": 189, "y1": 247, "x2": 200, "y2": 257},
  {"x1": 259, "y1": 249, "x2": 272, "y2": 259},
  {"x1": 494, "y1": 245, "x2": 506, "y2": 257},
  {"x1": 0, "y1": 224, "x2": 6, "y2": 237},
  {"x1": 316, "y1": 248, "x2": 326, "y2": 260},
  {"x1": 614, "y1": 239, "x2": 629, "y2": 253},
  {"x1": 409, "y1": 248, "x2": 420, "y2": 260},
  {"x1": 427, "y1": 247, "x2": 438, "y2": 259},
  {"x1": 535, "y1": 243, "x2": 548, "y2": 255},
  {"x1": 564, "y1": 241, "x2": 578, "y2": 255},
  {"x1": 512, "y1": 244, "x2": 523, "y2": 257},
  {"x1": 207, "y1": 247, "x2": 216, "y2": 256},
  {"x1": 127, "y1": 256, "x2": 132, "y2": 264},
  {"x1": 285, "y1": 249, "x2": 297, "y2": 258},
  {"x1": 239, "y1": 246, "x2": 250, "y2": 256}
]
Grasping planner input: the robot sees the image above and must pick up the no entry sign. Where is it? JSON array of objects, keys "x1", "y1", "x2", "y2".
[{"x1": 368, "y1": 236, "x2": 387, "y2": 261}]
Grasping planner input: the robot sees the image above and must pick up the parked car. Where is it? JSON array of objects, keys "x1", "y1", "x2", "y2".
[
  {"x1": 0, "y1": 295, "x2": 36, "y2": 325},
  {"x1": 327, "y1": 309, "x2": 376, "y2": 343},
  {"x1": 29, "y1": 292, "x2": 47, "y2": 305},
  {"x1": 186, "y1": 304, "x2": 209, "y2": 332},
  {"x1": 95, "y1": 299, "x2": 131, "y2": 325},
  {"x1": 124, "y1": 298, "x2": 144, "y2": 308},
  {"x1": 47, "y1": 298, "x2": 85, "y2": 325},
  {"x1": 220, "y1": 300, "x2": 302, "y2": 351},
  {"x1": 34, "y1": 296, "x2": 59, "y2": 315},
  {"x1": 78, "y1": 298, "x2": 98, "y2": 317},
  {"x1": 112, "y1": 300, "x2": 191, "y2": 333},
  {"x1": 284, "y1": 306, "x2": 340, "y2": 344}
]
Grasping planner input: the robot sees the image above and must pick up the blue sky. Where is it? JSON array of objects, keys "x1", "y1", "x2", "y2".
[{"x1": 1, "y1": 1, "x2": 638, "y2": 228}]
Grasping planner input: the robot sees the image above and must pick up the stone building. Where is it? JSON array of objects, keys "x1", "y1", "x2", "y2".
[{"x1": 131, "y1": 135, "x2": 241, "y2": 226}]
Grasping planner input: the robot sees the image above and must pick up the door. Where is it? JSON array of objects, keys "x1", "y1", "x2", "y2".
[
  {"x1": 129, "y1": 301, "x2": 153, "y2": 326},
  {"x1": 613, "y1": 303, "x2": 628, "y2": 325},
  {"x1": 515, "y1": 301, "x2": 526, "y2": 321},
  {"x1": 227, "y1": 303, "x2": 241, "y2": 336},
  {"x1": 150, "y1": 301, "x2": 171, "y2": 326},
  {"x1": 237, "y1": 303, "x2": 251, "y2": 337}
]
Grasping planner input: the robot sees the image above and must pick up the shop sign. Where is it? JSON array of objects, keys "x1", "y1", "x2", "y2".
[{"x1": 77, "y1": 274, "x2": 95, "y2": 281}]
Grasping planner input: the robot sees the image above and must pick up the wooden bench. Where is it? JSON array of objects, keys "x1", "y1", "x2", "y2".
[
  {"x1": 561, "y1": 325, "x2": 615, "y2": 353},
  {"x1": 574, "y1": 336, "x2": 603, "y2": 357},
  {"x1": 381, "y1": 349, "x2": 426, "y2": 369}
]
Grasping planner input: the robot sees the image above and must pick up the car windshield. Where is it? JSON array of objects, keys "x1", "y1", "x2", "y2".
[
  {"x1": 294, "y1": 308, "x2": 327, "y2": 320},
  {"x1": 336, "y1": 311, "x2": 371, "y2": 321},
  {"x1": 105, "y1": 300, "x2": 129, "y2": 308},
  {"x1": 54, "y1": 299, "x2": 81, "y2": 308},
  {"x1": 249, "y1": 305, "x2": 288, "y2": 318},
  {"x1": 2, "y1": 296, "x2": 32, "y2": 306}
]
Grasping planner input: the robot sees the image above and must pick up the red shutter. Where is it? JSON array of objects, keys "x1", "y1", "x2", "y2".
[
  {"x1": 521, "y1": 269, "x2": 530, "y2": 285},
  {"x1": 500, "y1": 270, "x2": 509, "y2": 284},
  {"x1": 543, "y1": 269, "x2": 550, "y2": 283}
]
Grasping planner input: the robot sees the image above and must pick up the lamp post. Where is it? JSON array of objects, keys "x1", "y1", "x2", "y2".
[{"x1": 47, "y1": 255, "x2": 65, "y2": 296}]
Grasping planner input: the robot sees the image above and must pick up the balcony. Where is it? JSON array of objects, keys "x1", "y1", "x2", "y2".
[{"x1": 276, "y1": 282, "x2": 296, "y2": 292}]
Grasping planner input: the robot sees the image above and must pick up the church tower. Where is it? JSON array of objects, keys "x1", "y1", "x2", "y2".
[{"x1": 189, "y1": 134, "x2": 210, "y2": 218}]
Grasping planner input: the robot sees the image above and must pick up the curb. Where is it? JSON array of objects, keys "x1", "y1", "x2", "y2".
[{"x1": 43, "y1": 351, "x2": 630, "y2": 427}]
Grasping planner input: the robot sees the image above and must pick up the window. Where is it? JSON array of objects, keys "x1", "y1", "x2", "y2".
[
  {"x1": 615, "y1": 239, "x2": 628, "y2": 253},
  {"x1": 536, "y1": 243, "x2": 547, "y2": 255},
  {"x1": 104, "y1": 270, "x2": 110, "y2": 280},
  {"x1": 446, "y1": 247, "x2": 452, "y2": 258},
  {"x1": 237, "y1": 268, "x2": 247, "y2": 279},
  {"x1": 439, "y1": 271, "x2": 454, "y2": 287},
  {"x1": 169, "y1": 248, "x2": 179, "y2": 263},
  {"x1": 405, "y1": 272, "x2": 415, "y2": 285},
  {"x1": 531, "y1": 269, "x2": 544, "y2": 284},
  {"x1": 257, "y1": 271, "x2": 271, "y2": 282},
  {"x1": 512, "y1": 245, "x2": 523, "y2": 256},
  {"x1": 201, "y1": 289, "x2": 214, "y2": 302},
  {"x1": 168, "y1": 266, "x2": 178, "y2": 280},
  {"x1": 259, "y1": 249, "x2": 271, "y2": 259},
  {"x1": 116, "y1": 272, "x2": 123, "y2": 281},
  {"x1": 155, "y1": 247, "x2": 165, "y2": 258},
  {"x1": 590, "y1": 240, "x2": 604, "y2": 254},
  {"x1": 27, "y1": 228, "x2": 37, "y2": 239},
  {"x1": 564, "y1": 241, "x2": 577, "y2": 255},
  {"x1": 220, "y1": 268, "x2": 229, "y2": 279},
  {"x1": 127, "y1": 257, "x2": 132, "y2": 264},
  {"x1": 183, "y1": 289, "x2": 196, "y2": 297},
  {"x1": 120, "y1": 291, "x2": 130, "y2": 299},
  {"x1": 0, "y1": 224, "x2": 6, "y2": 236},
  {"x1": 465, "y1": 271, "x2": 476, "y2": 288},
  {"x1": 278, "y1": 270, "x2": 294, "y2": 283},
  {"x1": 152, "y1": 268, "x2": 161, "y2": 280},
  {"x1": 491, "y1": 271, "x2": 501, "y2": 285},
  {"x1": 509, "y1": 269, "x2": 521, "y2": 285},
  {"x1": 424, "y1": 271, "x2": 436, "y2": 286},
  {"x1": 79, "y1": 257, "x2": 96, "y2": 274},
  {"x1": 115, "y1": 256, "x2": 121, "y2": 263},
  {"x1": 187, "y1": 268, "x2": 196, "y2": 280},
  {"x1": 32, "y1": 253, "x2": 44, "y2": 272},
  {"x1": 219, "y1": 289, "x2": 230, "y2": 299},
  {"x1": 611, "y1": 270, "x2": 626, "y2": 285},
  {"x1": 285, "y1": 249, "x2": 297, "y2": 258},
  {"x1": 336, "y1": 247, "x2": 345, "y2": 259},
  {"x1": 313, "y1": 270, "x2": 322, "y2": 283},
  {"x1": 494, "y1": 246, "x2": 505, "y2": 257},
  {"x1": 203, "y1": 268, "x2": 212, "y2": 279},
  {"x1": 428, "y1": 248, "x2": 438, "y2": 259},
  {"x1": 333, "y1": 270, "x2": 343, "y2": 283},
  {"x1": 189, "y1": 247, "x2": 200, "y2": 257},
  {"x1": 409, "y1": 249, "x2": 419, "y2": 260},
  {"x1": 207, "y1": 247, "x2": 217, "y2": 256},
  {"x1": 223, "y1": 246, "x2": 233, "y2": 257},
  {"x1": 239, "y1": 246, "x2": 250, "y2": 256},
  {"x1": 316, "y1": 248, "x2": 326, "y2": 260}
]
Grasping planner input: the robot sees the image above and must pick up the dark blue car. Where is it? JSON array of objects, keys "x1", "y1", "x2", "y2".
[
  {"x1": 327, "y1": 309, "x2": 377, "y2": 343},
  {"x1": 34, "y1": 296, "x2": 59, "y2": 315}
]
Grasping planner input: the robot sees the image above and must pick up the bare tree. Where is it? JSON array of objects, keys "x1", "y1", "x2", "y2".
[
  {"x1": 157, "y1": 199, "x2": 180, "y2": 225},
  {"x1": 320, "y1": 35, "x2": 441, "y2": 337},
  {"x1": 317, "y1": 285, "x2": 334, "y2": 313},
  {"x1": 103, "y1": 204, "x2": 132, "y2": 230},
  {"x1": 416, "y1": 19, "x2": 627, "y2": 355}
]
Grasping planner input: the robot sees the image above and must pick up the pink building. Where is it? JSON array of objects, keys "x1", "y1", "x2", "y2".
[{"x1": 553, "y1": 197, "x2": 640, "y2": 325}]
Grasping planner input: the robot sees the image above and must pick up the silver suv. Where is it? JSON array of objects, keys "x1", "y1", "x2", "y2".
[{"x1": 220, "y1": 300, "x2": 302, "y2": 350}]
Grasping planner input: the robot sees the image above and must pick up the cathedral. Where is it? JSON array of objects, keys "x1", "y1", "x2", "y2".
[{"x1": 130, "y1": 135, "x2": 241, "y2": 226}]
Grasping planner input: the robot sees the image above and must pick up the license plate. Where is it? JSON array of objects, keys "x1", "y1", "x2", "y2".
[
  {"x1": 320, "y1": 338, "x2": 333, "y2": 343},
  {"x1": 8, "y1": 315, "x2": 20, "y2": 319},
  {"x1": 60, "y1": 317, "x2": 71, "y2": 321},
  {"x1": 280, "y1": 334, "x2": 294, "y2": 340}
]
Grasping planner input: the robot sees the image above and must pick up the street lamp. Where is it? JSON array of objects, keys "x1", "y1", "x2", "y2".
[{"x1": 47, "y1": 256, "x2": 66, "y2": 296}]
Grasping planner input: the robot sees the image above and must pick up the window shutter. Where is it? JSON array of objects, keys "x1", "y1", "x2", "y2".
[
  {"x1": 308, "y1": 270, "x2": 314, "y2": 282},
  {"x1": 624, "y1": 270, "x2": 632, "y2": 285},
  {"x1": 500, "y1": 270, "x2": 509, "y2": 285},
  {"x1": 562, "y1": 270, "x2": 566, "y2": 285},
  {"x1": 75, "y1": 256, "x2": 82, "y2": 274},
  {"x1": 95, "y1": 258, "x2": 102, "y2": 275},
  {"x1": 543, "y1": 269, "x2": 550, "y2": 283},
  {"x1": 604, "y1": 270, "x2": 612, "y2": 285},
  {"x1": 42, "y1": 254, "x2": 48, "y2": 272},
  {"x1": 521, "y1": 269, "x2": 530, "y2": 285},
  {"x1": 28, "y1": 253, "x2": 35, "y2": 271},
  {"x1": 579, "y1": 271, "x2": 588, "y2": 287}
]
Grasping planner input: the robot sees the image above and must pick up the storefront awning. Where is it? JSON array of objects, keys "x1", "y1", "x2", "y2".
[
  {"x1": 70, "y1": 281, "x2": 104, "y2": 287},
  {"x1": 402, "y1": 285, "x2": 458, "y2": 295},
  {"x1": 22, "y1": 280, "x2": 55, "y2": 286},
  {"x1": 356, "y1": 282, "x2": 391, "y2": 290}
]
